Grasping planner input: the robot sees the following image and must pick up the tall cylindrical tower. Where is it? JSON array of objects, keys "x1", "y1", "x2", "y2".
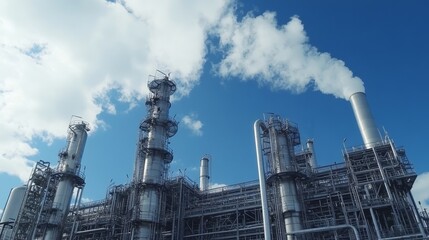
[
  {"x1": 256, "y1": 115, "x2": 302, "y2": 239},
  {"x1": 43, "y1": 120, "x2": 89, "y2": 240},
  {"x1": 132, "y1": 75, "x2": 178, "y2": 239},
  {"x1": 266, "y1": 117, "x2": 302, "y2": 239},
  {"x1": 349, "y1": 92, "x2": 381, "y2": 148},
  {"x1": 199, "y1": 155, "x2": 210, "y2": 191}
]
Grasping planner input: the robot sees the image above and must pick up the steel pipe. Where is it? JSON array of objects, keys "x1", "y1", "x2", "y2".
[
  {"x1": 287, "y1": 224, "x2": 360, "y2": 240},
  {"x1": 254, "y1": 120, "x2": 272, "y2": 240},
  {"x1": 306, "y1": 139, "x2": 317, "y2": 169},
  {"x1": 200, "y1": 156, "x2": 210, "y2": 191}
]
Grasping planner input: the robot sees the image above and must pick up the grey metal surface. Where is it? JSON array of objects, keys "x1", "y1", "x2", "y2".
[
  {"x1": 199, "y1": 156, "x2": 209, "y2": 191},
  {"x1": 254, "y1": 120, "x2": 272, "y2": 240},
  {"x1": 349, "y1": 92, "x2": 381, "y2": 148},
  {"x1": 44, "y1": 120, "x2": 89, "y2": 240},
  {"x1": 0, "y1": 186, "x2": 26, "y2": 239},
  {"x1": 133, "y1": 76, "x2": 178, "y2": 239},
  {"x1": 266, "y1": 116, "x2": 302, "y2": 239},
  {"x1": 306, "y1": 139, "x2": 317, "y2": 169}
]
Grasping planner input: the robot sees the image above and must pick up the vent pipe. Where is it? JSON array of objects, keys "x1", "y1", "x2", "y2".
[
  {"x1": 254, "y1": 120, "x2": 272, "y2": 240},
  {"x1": 199, "y1": 156, "x2": 210, "y2": 191},
  {"x1": 306, "y1": 139, "x2": 317, "y2": 169},
  {"x1": 349, "y1": 92, "x2": 381, "y2": 148}
]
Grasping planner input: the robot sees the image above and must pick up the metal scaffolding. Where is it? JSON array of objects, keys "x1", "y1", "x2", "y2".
[
  {"x1": 11, "y1": 160, "x2": 54, "y2": 240},
  {"x1": 3, "y1": 80, "x2": 428, "y2": 240},
  {"x1": 7, "y1": 128, "x2": 426, "y2": 240}
]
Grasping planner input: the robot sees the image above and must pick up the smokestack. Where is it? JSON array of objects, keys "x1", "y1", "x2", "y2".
[
  {"x1": 199, "y1": 156, "x2": 210, "y2": 191},
  {"x1": 306, "y1": 139, "x2": 317, "y2": 169},
  {"x1": 349, "y1": 92, "x2": 381, "y2": 148}
]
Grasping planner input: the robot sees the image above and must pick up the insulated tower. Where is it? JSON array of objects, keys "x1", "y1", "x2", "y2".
[
  {"x1": 255, "y1": 115, "x2": 303, "y2": 239},
  {"x1": 43, "y1": 120, "x2": 89, "y2": 239},
  {"x1": 132, "y1": 75, "x2": 178, "y2": 239}
]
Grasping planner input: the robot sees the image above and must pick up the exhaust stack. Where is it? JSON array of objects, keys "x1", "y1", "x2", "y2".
[
  {"x1": 349, "y1": 92, "x2": 381, "y2": 148},
  {"x1": 200, "y1": 156, "x2": 210, "y2": 191}
]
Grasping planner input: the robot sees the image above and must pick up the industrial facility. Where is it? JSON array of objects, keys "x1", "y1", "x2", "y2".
[{"x1": 1, "y1": 75, "x2": 428, "y2": 239}]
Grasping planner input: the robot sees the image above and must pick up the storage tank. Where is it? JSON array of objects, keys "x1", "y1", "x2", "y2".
[{"x1": 0, "y1": 186, "x2": 26, "y2": 239}]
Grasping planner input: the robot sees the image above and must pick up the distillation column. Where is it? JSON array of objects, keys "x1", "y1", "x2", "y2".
[
  {"x1": 43, "y1": 120, "x2": 89, "y2": 240},
  {"x1": 133, "y1": 76, "x2": 178, "y2": 240},
  {"x1": 266, "y1": 116, "x2": 302, "y2": 240}
]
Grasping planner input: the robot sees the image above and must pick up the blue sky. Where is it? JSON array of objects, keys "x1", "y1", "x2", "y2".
[{"x1": 1, "y1": 0, "x2": 429, "y2": 214}]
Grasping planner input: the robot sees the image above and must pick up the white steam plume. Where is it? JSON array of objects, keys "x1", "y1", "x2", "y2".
[
  {"x1": 217, "y1": 12, "x2": 364, "y2": 100},
  {"x1": 0, "y1": 0, "x2": 231, "y2": 181}
]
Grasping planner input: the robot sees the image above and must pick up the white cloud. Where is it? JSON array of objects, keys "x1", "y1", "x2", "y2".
[
  {"x1": 0, "y1": 1, "x2": 376, "y2": 187},
  {"x1": 411, "y1": 172, "x2": 429, "y2": 211},
  {"x1": 0, "y1": 0, "x2": 230, "y2": 181},
  {"x1": 182, "y1": 115, "x2": 203, "y2": 136},
  {"x1": 216, "y1": 12, "x2": 364, "y2": 100}
]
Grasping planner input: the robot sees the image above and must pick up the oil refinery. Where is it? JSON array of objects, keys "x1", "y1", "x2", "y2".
[{"x1": 1, "y1": 75, "x2": 428, "y2": 239}]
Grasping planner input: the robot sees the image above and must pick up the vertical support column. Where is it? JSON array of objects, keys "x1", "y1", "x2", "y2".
[
  {"x1": 44, "y1": 120, "x2": 89, "y2": 240},
  {"x1": 133, "y1": 75, "x2": 178, "y2": 240}
]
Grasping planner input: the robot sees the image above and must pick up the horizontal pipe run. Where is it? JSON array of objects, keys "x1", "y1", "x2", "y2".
[
  {"x1": 183, "y1": 225, "x2": 262, "y2": 238},
  {"x1": 75, "y1": 228, "x2": 108, "y2": 235},
  {"x1": 287, "y1": 224, "x2": 360, "y2": 240},
  {"x1": 379, "y1": 233, "x2": 427, "y2": 240}
]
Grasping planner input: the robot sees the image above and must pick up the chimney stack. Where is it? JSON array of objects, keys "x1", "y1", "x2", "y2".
[
  {"x1": 349, "y1": 92, "x2": 381, "y2": 148},
  {"x1": 200, "y1": 156, "x2": 210, "y2": 191}
]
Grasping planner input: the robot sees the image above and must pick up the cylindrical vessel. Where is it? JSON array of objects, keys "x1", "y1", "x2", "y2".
[
  {"x1": 306, "y1": 139, "x2": 317, "y2": 169},
  {"x1": 44, "y1": 121, "x2": 88, "y2": 240},
  {"x1": 133, "y1": 76, "x2": 178, "y2": 239},
  {"x1": 349, "y1": 92, "x2": 381, "y2": 148},
  {"x1": 267, "y1": 117, "x2": 302, "y2": 239},
  {"x1": 200, "y1": 156, "x2": 210, "y2": 191},
  {"x1": 0, "y1": 186, "x2": 26, "y2": 239}
]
